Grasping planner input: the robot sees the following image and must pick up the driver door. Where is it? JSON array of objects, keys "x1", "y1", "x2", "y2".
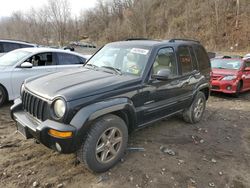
[
  {"x1": 139, "y1": 47, "x2": 185, "y2": 124},
  {"x1": 11, "y1": 52, "x2": 57, "y2": 99}
]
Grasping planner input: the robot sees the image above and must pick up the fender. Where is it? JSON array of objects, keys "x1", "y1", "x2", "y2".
[
  {"x1": 70, "y1": 97, "x2": 136, "y2": 150},
  {"x1": 70, "y1": 97, "x2": 136, "y2": 129},
  {"x1": 193, "y1": 82, "x2": 210, "y2": 99}
]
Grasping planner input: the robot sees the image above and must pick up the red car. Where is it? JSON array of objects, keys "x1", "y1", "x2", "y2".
[{"x1": 211, "y1": 58, "x2": 250, "y2": 96}]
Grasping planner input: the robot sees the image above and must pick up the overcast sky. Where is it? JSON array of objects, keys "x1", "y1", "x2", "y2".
[{"x1": 0, "y1": 0, "x2": 97, "y2": 17}]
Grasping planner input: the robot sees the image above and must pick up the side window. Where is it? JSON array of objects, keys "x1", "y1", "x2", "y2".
[
  {"x1": 178, "y1": 46, "x2": 193, "y2": 74},
  {"x1": 194, "y1": 45, "x2": 210, "y2": 70},
  {"x1": 3, "y1": 42, "x2": 21, "y2": 52},
  {"x1": 0, "y1": 43, "x2": 3, "y2": 53},
  {"x1": 26, "y1": 53, "x2": 54, "y2": 66},
  {"x1": 79, "y1": 57, "x2": 86, "y2": 64},
  {"x1": 189, "y1": 47, "x2": 198, "y2": 70},
  {"x1": 152, "y1": 47, "x2": 178, "y2": 77},
  {"x1": 20, "y1": 44, "x2": 33, "y2": 48},
  {"x1": 245, "y1": 61, "x2": 250, "y2": 68},
  {"x1": 57, "y1": 53, "x2": 81, "y2": 65}
]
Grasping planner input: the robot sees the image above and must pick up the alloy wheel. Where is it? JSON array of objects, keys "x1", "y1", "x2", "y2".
[
  {"x1": 194, "y1": 98, "x2": 204, "y2": 119},
  {"x1": 95, "y1": 127, "x2": 123, "y2": 164}
]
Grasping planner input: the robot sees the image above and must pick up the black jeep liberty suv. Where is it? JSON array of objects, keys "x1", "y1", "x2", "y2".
[{"x1": 11, "y1": 39, "x2": 211, "y2": 172}]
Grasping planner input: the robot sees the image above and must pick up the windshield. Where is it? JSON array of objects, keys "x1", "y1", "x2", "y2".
[
  {"x1": 211, "y1": 59, "x2": 242, "y2": 70},
  {"x1": 0, "y1": 50, "x2": 31, "y2": 66},
  {"x1": 86, "y1": 44, "x2": 151, "y2": 76}
]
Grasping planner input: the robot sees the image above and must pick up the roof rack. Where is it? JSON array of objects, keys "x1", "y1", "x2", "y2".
[
  {"x1": 125, "y1": 38, "x2": 150, "y2": 41},
  {"x1": 169, "y1": 38, "x2": 200, "y2": 43}
]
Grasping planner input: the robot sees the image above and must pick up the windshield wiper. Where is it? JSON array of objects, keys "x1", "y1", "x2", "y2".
[{"x1": 101, "y1": 66, "x2": 122, "y2": 75}]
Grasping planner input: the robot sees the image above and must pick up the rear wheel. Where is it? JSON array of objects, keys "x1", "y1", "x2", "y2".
[
  {"x1": 183, "y1": 91, "x2": 206, "y2": 124},
  {"x1": 77, "y1": 114, "x2": 128, "y2": 173},
  {"x1": 0, "y1": 86, "x2": 7, "y2": 107}
]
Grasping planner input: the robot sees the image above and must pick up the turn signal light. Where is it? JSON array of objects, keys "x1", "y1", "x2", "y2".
[{"x1": 48, "y1": 129, "x2": 72, "y2": 138}]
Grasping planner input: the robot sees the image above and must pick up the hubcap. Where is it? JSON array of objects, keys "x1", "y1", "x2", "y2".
[
  {"x1": 194, "y1": 98, "x2": 204, "y2": 119},
  {"x1": 95, "y1": 127, "x2": 123, "y2": 164}
]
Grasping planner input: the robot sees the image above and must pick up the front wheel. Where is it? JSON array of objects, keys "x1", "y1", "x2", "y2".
[
  {"x1": 77, "y1": 114, "x2": 128, "y2": 173},
  {"x1": 233, "y1": 82, "x2": 242, "y2": 98},
  {"x1": 183, "y1": 91, "x2": 206, "y2": 124}
]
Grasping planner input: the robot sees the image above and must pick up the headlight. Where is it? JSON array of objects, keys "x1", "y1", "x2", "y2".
[
  {"x1": 20, "y1": 84, "x2": 25, "y2": 95},
  {"x1": 221, "y1": 75, "x2": 237, "y2": 81},
  {"x1": 53, "y1": 99, "x2": 66, "y2": 118}
]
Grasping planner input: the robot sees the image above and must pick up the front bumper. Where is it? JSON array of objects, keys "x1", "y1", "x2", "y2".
[
  {"x1": 211, "y1": 80, "x2": 238, "y2": 94},
  {"x1": 11, "y1": 99, "x2": 77, "y2": 153}
]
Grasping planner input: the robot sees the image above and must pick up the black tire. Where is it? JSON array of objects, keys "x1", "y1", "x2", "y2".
[
  {"x1": 0, "y1": 85, "x2": 7, "y2": 107},
  {"x1": 233, "y1": 82, "x2": 242, "y2": 98},
  {"x1": 183, "y1": 91, "x2": 206, "y2": 124},
  {"x1": 77, "y1": 114, "x2": 128, "y2": 173}
]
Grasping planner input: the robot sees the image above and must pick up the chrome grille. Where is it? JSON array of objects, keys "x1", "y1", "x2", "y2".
[{"x1": 22, "y1": 91, "x2": 49, "y2": 121}]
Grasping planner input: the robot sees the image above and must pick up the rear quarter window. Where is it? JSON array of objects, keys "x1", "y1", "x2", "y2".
[{"x1": 194, "y1": 45, "x2": 210, "y2": 71}]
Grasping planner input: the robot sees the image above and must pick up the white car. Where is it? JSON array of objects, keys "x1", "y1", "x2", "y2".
[
  {"x1": 243, "y1": 53, "x2": 250, "y2": 60},
  {"x1": 0, "y1": 48, "x2": 89, "y2": 106}
]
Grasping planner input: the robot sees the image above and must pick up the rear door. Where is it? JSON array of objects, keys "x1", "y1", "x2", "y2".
[
  {"x1": 176, "y1": 45, "x2": 201, "y2": 106},
  {"x1": 55, "y1": 52, "x2": 85, "y2": 71},
  {"x1": 11, "y1": 52, "x2": 57, "y2": 99}
]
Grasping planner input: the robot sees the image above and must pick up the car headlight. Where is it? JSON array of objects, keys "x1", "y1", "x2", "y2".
[
  {"x1": 20, "y1": 84, "x2": 25, "y2": 96},
  {"x1": 221, "y1": 75, "x2": 237, "y2": 81},
  {"x1": 53, "y1": 99, "x2": 66, "y2": 118}
]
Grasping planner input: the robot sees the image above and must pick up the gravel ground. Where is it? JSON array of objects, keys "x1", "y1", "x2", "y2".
[{"x1": 0, "y1": 92, "x2": 250, "y2": 188}]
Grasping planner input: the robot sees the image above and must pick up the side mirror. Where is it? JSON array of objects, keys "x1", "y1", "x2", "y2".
[
  {"x1": 244, "y1": 67, "x2": 250, "y2": 71},
  {"x1": 20, "y1": 62, "x2": 33, "y2": 68},
  {"x1": 152, "y1": 69, "x2": 171, "y2": 81}
]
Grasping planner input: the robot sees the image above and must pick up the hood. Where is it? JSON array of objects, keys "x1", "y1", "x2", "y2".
[
  {"x1": 0, "y1": 66, "x2": 12, "y2": 71},
  {"x1": 0, "y1": 66, "x2": 7, "y2": 71},
  {"x1": 25, "y1": 68, "x2": 139, "y2": 101},
  {"x1": 212, "y1": 68, "x2": 238, "y2": 75}
]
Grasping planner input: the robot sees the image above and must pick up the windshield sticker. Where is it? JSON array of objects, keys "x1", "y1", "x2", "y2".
[{"x1": 130, "y1": 48, "x2": 149, "y2": 55}]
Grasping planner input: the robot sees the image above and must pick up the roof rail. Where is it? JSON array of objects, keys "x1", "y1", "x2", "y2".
[
  {"x1": 169, "y1": 38, "x2": 200, "y2": 43},
  {"x1": 0, "y1": 38, "x2": 32, "y2": 44},
  {"x1": 125, "y1": 38, "x2": 150, "y2": 41}
]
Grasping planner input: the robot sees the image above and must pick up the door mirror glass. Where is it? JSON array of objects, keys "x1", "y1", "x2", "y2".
[
  {"x1": 20, "y1": 62, "x2": 33, "y2": 68},
  {"x1": 152, "y1": 69, "x2": 171, "y2": 81}
]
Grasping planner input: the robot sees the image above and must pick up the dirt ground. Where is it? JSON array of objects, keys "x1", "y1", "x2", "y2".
[{"x1": 0, "y1": 92, "x2": 250, "y2": 188}]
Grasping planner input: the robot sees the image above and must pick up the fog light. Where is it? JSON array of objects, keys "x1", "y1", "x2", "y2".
[
  {"x1": 55, "y1": 142, "x2": 62, "y2": 152},
  {"x1": 226, "y1": 85, "x2": 232, "y2": 90},
  {"x1": 48, "y1": 129, "x2": 72, "y2": 138}
]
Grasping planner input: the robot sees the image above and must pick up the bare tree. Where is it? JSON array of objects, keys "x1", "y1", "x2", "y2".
[{"x1": 47, "y1": 0, "x2": 71, "y2": 46}]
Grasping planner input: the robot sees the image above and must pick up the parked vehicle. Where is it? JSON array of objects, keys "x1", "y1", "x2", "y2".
[
  {"x1": 11, "y1": 39, "x2": 211, "y2": 172},
  {"x1": 243, "y1": 53, "x2": 250, "y2": 60},
  {"x1": 211, "y1": 58, "x2": 250, "y2": 96},
  {"x1": 0, "y1": 48, "x2": 88, "y2": 106},
  {"x1": 0, "y1": 39, "x2": 37, "y2": 57}
]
